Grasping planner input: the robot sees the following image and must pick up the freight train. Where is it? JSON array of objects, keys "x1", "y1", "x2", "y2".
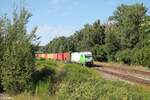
[{"x1": 35, "y1": 52, "x2": 93, "y2": 65}]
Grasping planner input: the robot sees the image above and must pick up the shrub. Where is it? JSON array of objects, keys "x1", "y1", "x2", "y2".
[
  {"x1": 92, "y1": 45, "x2": 107, "y2": 61},
  {"x1": 132, "y1": 47, "x2": 150, "y2": 68},
  {"x1": 14, "y1": 60, "x2": 150, "y2": 99},
  {"x1": 115, "y1": 49, "x2": 132, "y2": 64},
  {"x1": 55, "y1": 63, "x2": 150, "y2": 100},
  {"x1": 105, "y1": 32, "x2": 121, "y2": 61},
  {"x1": 1, "y1": 8, "x2": 36, "y2": 93}
]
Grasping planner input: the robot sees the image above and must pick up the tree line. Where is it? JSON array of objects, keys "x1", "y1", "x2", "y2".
[{"x1": 43, "y1": 3, "x2": 150, "y2": 67}]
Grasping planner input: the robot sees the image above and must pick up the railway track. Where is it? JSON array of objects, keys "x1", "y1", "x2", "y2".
[{"x1": 93, "y1": 63, "x2": 150, "y2": 86}]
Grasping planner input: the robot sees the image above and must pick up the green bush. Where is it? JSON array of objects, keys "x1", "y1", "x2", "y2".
[
  {"x1": 115, "y1": 49, "x2": 132, "y2": 64},
  {"x1": 92, "y1": 45, "x2": 107, "y2": 61},
  {"x1": 132, "y1": 47, "x2": 150, "y2": 68},
  {"x1": 55, "y1": 63, "x2": 150, "y2": 100},
  {"x1": 15, "y1": 60, "x2": 150, "y2": 99}
]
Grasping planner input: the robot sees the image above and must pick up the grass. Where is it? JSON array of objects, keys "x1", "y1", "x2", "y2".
[
  {"x1": 14, "y1": 59, "x2": 150, "y2": 100},
  {"x1": 95, "y1": 61, "x2": 150, "y2": 71}
]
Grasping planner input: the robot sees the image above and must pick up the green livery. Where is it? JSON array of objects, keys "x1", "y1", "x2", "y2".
[
  {"x1": 80, "y1": 54, "x2": 86, "y2": 64},
  {"x1": 79, "y1": 52, "x2": 93, "y2": 65}
]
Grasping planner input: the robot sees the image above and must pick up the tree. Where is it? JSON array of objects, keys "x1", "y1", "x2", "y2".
[
  {"x1": 131, "y1": 15, "x2": 150, "y2": 67},
  {"x1": 109, "y1": 3, "x2": 147, "y2": 49},
  {"x1": 0, "y1": 16, "x2": 8, "y2": 91},
  {"x1": 105, "y1": 32, "x2": 121, "y2": 61},
  {"x1": 70, "y1": 20, "x2": 105, "y2": 52},
  {"x1": 45, "y1": 20, "x2": 105, "y2": 53},
  {"x1": 1, "y1": 8, "x2": 37, "y2": 93},
  {"x1": 45, "y1": 36, "x2": 69, "y2": 53},
  {"x1": 137, "y1": 16, "x2": 150, "y2": 48},
  {"x1": 92, "y1": 44, "x2": 107, "y2": 61}
]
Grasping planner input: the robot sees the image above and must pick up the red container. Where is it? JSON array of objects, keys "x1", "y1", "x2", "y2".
[
  {"x1": 64, "y1": 52, "x2": 70, "y2": 61},
  {"x1": 57, "y1": 53, "x2": 64, "y2": 60}
]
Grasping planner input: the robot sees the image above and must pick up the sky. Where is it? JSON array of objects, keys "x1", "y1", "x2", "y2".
[{"x1": 0, "y1": 0, "x2": 150, "y2": 45}]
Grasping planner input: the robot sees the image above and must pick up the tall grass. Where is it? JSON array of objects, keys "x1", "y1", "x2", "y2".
[
  {"x1": 14, "y1": 59, "x2": 150, "y2": 100},
  {"x1": 55, "y1": 64, "x2": 150, "y2": 100}
]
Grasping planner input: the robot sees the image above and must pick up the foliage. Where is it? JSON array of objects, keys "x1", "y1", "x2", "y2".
[
  {"x1": 44, "y1": 20, "x2": 105, "y2": 53},
  {"x1": 1, "y1": 3, "x2": 150, "y2": 98},
  {"x1": 15, "y1": 60, "x2": 150, "y2": 100},
  {"x1": 30, "y1": 60, "x2": 150, "y2": 100},
  {"x1": 109, "y1": 3, "x2": 147, "y2": 49},
  {"x1": 132, "y1": 47, "x2": 150, "y2": 68},
  {"x1": 92, "y1": 44, "x2": 107, "y2": 61},
  {"x1": 45, "y1": 36, "x2": 69, "y2": 53},
  {"x1": 54, "y1": 62, "x2": 150, "y2": 100},
  {"x1": 12, "y1": 59, "x2": 150, "y2": 100},
  {"x1": 105, "y1": 32, "x2": 121, "y2": 61},
  {"x1": 115, "y1": 49, "x2": 132, "y2": 64},
  {"x1": 42, "y1": 3, "x2": 150, "y2": 68},
  {"x1": 0, "y1": 8, "x2": 37, "y2": 93}
]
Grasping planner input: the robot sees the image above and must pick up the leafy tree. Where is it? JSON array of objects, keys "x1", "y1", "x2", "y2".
[
  {"x1": 44, "y1": 3, "x2": 150, "y2": 68},
  {"x1": 92, "y1": 45, "x2": 107, "y2": 61},
  {"x1": 1, "y1": 8, "x2": 37, "y2": 93},
  {"x1": 132, "y1": 47, "x2": 150, "y2": 68},
  {"x1": 45, "y1": 36, "x2": 69, "y2": 53},
  {"x1": 115, "y1": 49, "x2": 132, "y2": 64},
  {"x1": 137, "y1": 16, "x2": 150, "y2": 48},
  {"x1": 105, "y1": 32, "x2": 121, "y2": 61},
  {"x1": 75, "y1": 20, "x2": 105, "y2": 51},
  {"x1": 0, "y1": 16, "x2": 7, "y2": 91},
  {"x1": 109, "y1": 3, "x2": 147, "y2": 49},
  {"x1": 131, "y1": 15, "x2": 150, "y2": 67},
  {"x1": 92, "y1": 20, "x2": 105, "y2": 45},
  {"x1": 46, "y1": 20, "x2": 105, "y2": 53}
]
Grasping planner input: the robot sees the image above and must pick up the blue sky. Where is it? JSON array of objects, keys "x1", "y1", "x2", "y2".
[{"x1": 0, "y1": 0, "x2": 150, "y2": 45}]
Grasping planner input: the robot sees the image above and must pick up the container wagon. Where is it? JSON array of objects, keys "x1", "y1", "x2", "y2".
[
  {"x1": 53, "y1": 54, "x2": 57, "y2": 60},
  {"x1": 57, "y1": 53, "x2": 64, "y2": 60},
  {"x1": 64, "y1": 52, "x2": 71, "y2": 62},
  {"x1": 35, "y1": 51, "x2": 93, "y2": 66}
]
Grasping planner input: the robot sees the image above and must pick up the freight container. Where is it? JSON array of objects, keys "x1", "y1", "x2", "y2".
[
  {"x1": 53, "y1": 54, "x2": 57, "y2": 60},
  {"x1": 48, "y1": 54, "x2": 54, "y2": 59},
  {"x1": 35, "y1": 54, "x2": 45, "y2": 59},
  {"x1": 51, "y1": 54, "x2": 54, "y2": 59},
  {"x1": 44, "y1": 54, "x2": 48, "y2": 59},
  {"x1": 35, "y1": 53, "x2": 54, "y2": 59},
  {"x1": 40, "y1": 54, "x2": 45, "y2": 58},
  {"x1": 64, "y1": 52, "x2": 71, "y2": 62},
  {"x1": 47, "y1": 54, "x2": 50, "y2": 59},
  {"x1": 57, "y1": 53, "x2": 64, "y2": 60},
  {"x1": 35, "y1": 54, "x2": 40, "y2": 59}
]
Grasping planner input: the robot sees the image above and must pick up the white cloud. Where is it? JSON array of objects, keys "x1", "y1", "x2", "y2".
[{"x1": 36, "y1": 24, "x2": 76, "y2": 45}]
